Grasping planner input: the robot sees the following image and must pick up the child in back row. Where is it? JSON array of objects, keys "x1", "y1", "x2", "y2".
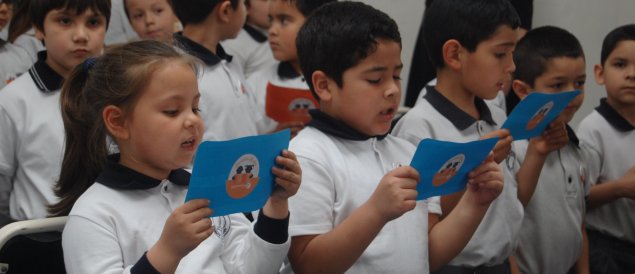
[
  {"x1": 506, "y1": 26, "x2": 589, "y2": 274},
  {"x1": 283, "y1": 2, "x2": 504, "y2": 273},
  {"x1": 0, "y1": 0, "x2": 109, "y2": 222},
  {"x1": 124, "y1": 0, "x2": 181, "y2": 43},
  {"x1": 247, "y1": 0, "x2": 334, "y2": 136},
  {"x1": 393, "y1": 0, "x2": 523, "y2": 272},
  {"x1": 577, "y1": 24, "x2": 635, "y2": 274},
  {"x1": 52, "y1": 40, "x2": 302, "y2": 274}
]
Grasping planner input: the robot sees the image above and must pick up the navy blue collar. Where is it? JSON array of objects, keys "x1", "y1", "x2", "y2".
[
  {"x1": 277, "y1": 61, "x2": 302, "y2": 80},
  {"x1": 565, "y1": 124, "x2": 580, "y2": 147},
  {"x1": 424, "y1": 86, "x2": 497, "y2": 130},
  {"x1": 243, "y1": 24, "x2": 267, "y2": 43},
  {"x1": 96, "y1": 154, "x2": 190, "y2": 190},
  {"x1": 596, "y1": 98, "x2": 635, "y2": 132},
  {"x1": 28, "y1": 51, "x2": 64, "y2": 93},
  {"x1": 174, "y1": 32, "x2": 233, "y2": 66},
  {"x1": 308, "y1": 109, "x2": 388, "y2": 141}
]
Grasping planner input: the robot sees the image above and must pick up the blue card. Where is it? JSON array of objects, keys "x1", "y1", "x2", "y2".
[
  {"x1": 502, "y1": 90, "x2": 581, "y2": 140},
  {"x1": 185, "y1": 130, "x2": 290, "y2": 217},
  {"x1": 410, "y1": 138, "x2": 498, "y2": 200}
]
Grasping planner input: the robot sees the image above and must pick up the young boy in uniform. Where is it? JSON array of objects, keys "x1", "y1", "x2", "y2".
[
  {"x1": 577, "y1": 24, "x2": 635, "y2": 274},
  {"x1": 284, "y1": 2, "x2": 505, "y2": 273},
  {"x1": 392, "y1": 0, "x2": 523, "y2": 272},
  {"x1": 0, "y1": 0, "x2": 109, "y2": 221},
  {"x1": 507, "y1": 26, "x2": 589, "y2": 274},
  {"x1": 247, "y1": 0, "x2": 334, "y2": 136}
]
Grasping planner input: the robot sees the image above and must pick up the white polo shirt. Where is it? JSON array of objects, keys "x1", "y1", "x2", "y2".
[
  {"x1": 63, "y1": 155, "x2": 290, "y2": 274},
  {"x1": 393, "y1": 86, "x2": 524, "y2": 267},
  {"x1": 222, "y1": 25, "x2": 275, "y2": 79},
  {"x1": 0, "y1": 51, "x2": 64, "y2": 220},
  {"x1": 577, "y1": 98, "x2": 635, "y2": 244},
  {"x1": 281, "y1": 110, "x2": 441, "y2": 274},
  {"x1": 510, "y1": 128, "x2": 589, "y2": 274},
  {"x1": 12, "y1": 29, "x2": 43, "y2": 65},
  {"x1": 0, "y1": 40, "x2": 32, "y2": 89},
  {"x1": 175, "y1": 33, "x2": 265, "y2": 141}
]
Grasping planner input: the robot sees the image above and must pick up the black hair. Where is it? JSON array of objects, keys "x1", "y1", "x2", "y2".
[
  {"x1": 423, "y1": 0, "x2": 520, "y2": 69},
  {"x1": 600, "y1": 24, "x2": 635, "y2": 65},
  {"x1": 285, "y1": 0, "x2": 337, "y2": 17},
  {"x1": 171, "y1": 0, "x2": 238, "y2": 26},
  {"x1": 296, "y1": 1, "x2": 401, "y2": 100},
  {"x1": 508, "y1": 0, "x2": 533, "y2": 31},
  {"x1": 31, "y1": 0, "x2": 111, "y2": 32}
]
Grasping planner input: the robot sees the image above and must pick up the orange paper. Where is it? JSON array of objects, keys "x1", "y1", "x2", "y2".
[{"x1": 265, "y1": 82, "x2": 318, "y2": 124}]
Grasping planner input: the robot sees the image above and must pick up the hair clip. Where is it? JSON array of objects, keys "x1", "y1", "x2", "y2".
[{"x1": 82, "y1": 57, "x2": 97, "y2": 73}]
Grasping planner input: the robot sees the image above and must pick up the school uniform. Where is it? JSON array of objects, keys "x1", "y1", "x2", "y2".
[
  {"x1": 393, "y1": 86, "x2": 524, "y2": 273},
  {"x1": 12, "y1": 29, "x2": 44, "y2": 65},
  {"x1": 281, "y1": 110, "x2": 442, "y2": 274},
  {"x1": 0, "y1": 39, "x2": 32, "y2": 89},
  {"x1": 0, "y1": 51, "x2": 64, "y2": 220},
  {"x1": 222, "y1": 25, "x2": 275, "y2": 79},
  {"x1": 577, "y1": 98, "x2": 635, "y2": 273},
  {"x1": 174, "y1": 33, "x2": 265, "y2": 141},
  {"x1": 247, "y1": 61, "x2": 310, "y2": 133},
  {"x1": 63, "y1": 154, "x2": 290, "y2": 274},
  {"x1": 510, "y1": 127, "x2": 589, "y2": 274}
]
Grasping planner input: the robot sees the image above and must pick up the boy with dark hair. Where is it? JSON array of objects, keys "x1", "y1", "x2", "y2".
[
  {"x1": 284, "y1": 2, "x2": 504, "y2": 273},
  {"x1": 0, "y1": 0, "x2": 110, "y2": 221},
  {"x1": 577, "y1": 24, "x2": 635, "y2": 274},
  {"x1": 393, "y1": 0, "x2": 524, "y2": 273},
  {"x1": 507, "y1": 26, "x2": 589, "y2": 274}
]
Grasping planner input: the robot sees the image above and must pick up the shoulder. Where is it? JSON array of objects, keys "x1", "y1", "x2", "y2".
[
  {"x1": 0, "y1": 72, "x2": 37, "y2": 102},
  {"x1": 485, "y1": 99, "x2": 508, "y2": 125},
  {"x1": 247, "y1": 63, "x2": 278, "y2": 85}
]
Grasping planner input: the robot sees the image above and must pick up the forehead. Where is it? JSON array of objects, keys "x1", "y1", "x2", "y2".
[
  {"x1": 540, "y1": 56, "x2": 586, "y2": 77},
  {"x1": 476, "y1": 25, "x2": 518, "y2": 49},
  {"x1": 607, "y1": 40, "x2": 635, "y2": 59}
]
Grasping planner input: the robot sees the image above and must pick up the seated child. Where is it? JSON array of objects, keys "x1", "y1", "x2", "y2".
[
  {"x1": 124, "y1": 0, "x2": 180, "y2": 43},
  {"x1": 284, "y1": 2, "x2": 504, "y2": 273},
  {"x1": 577, "y1": 23, "x2": 635, "y2": 274},
  {"x1": 52, "y1": 40, "x2": 302, "y2": 274}
]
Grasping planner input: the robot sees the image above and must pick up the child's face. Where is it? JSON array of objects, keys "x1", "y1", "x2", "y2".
[
  {"x1": 267, "y1": 0, "x2": 304, "y2": 63},
  {"x1": 126, "y1": 0, "x2": 179, "y2": 43},
  {"x1": 461, "y1": 25, "x2": 517, "y2": 100},
  {"x1": 595, "y1": 40, "x2": 635, "y2": 108},
  {"x1": 0, "y1": 1, "x2": 12, "y2": 31},
  {"x1": 247, "y1": 0, "x2": 270, "y2": 29},
  {"x1": 321, "y1": 39, "x2": 402, "y2": 136},
  {"x1": 120, "y1": 61, "x2": 203, "y2": 178},
  {"x1": 226, "y1": 0, "x2": 248, "y2": 39},
  {"x1": 532, "y1": 56, "x2": 586, "y2": 123},
  {"x1": 36, "y1": 8, "x2": 106, "y2": 78}
]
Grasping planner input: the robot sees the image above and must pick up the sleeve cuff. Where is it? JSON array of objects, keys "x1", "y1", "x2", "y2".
[
  {"x1": 131, "y1": 252, "x2": 161, "y2": 274},
  {"x1": 253, "y1": 210, "x2": 289, "y2": 244}
]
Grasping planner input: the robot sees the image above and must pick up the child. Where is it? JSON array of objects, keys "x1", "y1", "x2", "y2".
[
  {"x1": 507, "y1": 26, "x2": 589, "y2": 274},
  {"x1": 392, "y1": 0, "x2": 523, "y2": 273},
  {"x1": 172, "y1": 0, "x2": 266, "y2": 141},
  {"x1": 124, "y1": 0, "x2": 180, "y2": 43},
  {"x1": 0, "y1": 37, "x2": 31, "y2": 89},
  {"x1": 247, "y1": 0, "x2": 335, "y2": 135},
  {"x1": 284, "y1": 2, "x2": 504, "y2": 273},
  {"x1": 6, "y1": 0, "x2": 44, "y2": 64},
  {"x1": 222, "y1": 0, "x2": 275, "y2": 78},
  {"x1": 577, "y1": 24, "x2": 635, "y2": 274},
  {"x1": 0, "y1": 0, "x2": 110, "y2": 221},
  {"x1": 0, "y1": 0, "x2": 11, "y2": 39},
  {"x1": 52, "y1": 40, "x2": 301, "y2": 274}
]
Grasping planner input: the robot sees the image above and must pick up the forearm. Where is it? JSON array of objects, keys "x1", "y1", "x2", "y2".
[
  {"x1": 575, "y1": 225, "x2": 589, "y2": 274},
  {"x1": 289, "y1": 202, "x2": 386, "y2": 274},
  {"x1": 439, "y1": 191, "x2": 463, "y2": 219},
  {"x1": 586, "y1": 182, "x2": 625, "y2": 209},
  {"x1": 516, "y1": 148, "x2": 547, "y2": 207}
]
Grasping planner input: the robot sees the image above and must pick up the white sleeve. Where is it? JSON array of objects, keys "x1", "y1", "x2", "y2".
[
  {"x1": 577, "y1": 125, "x2": 603, "y2": 186},
  {"x1": 392, "y1": 108, "x2": 433, "y2": 147},
  {"x1": 246, "y1": 69, "x2": 277, "y2": 134},
  {"x1": 0, "y1": 105, "x2": 17, "y2": 179}
]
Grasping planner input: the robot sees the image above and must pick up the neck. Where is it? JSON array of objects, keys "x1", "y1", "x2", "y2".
[
  {"x1": 182, "y1": 24, "x2": 222, "y2": 55},
  {"x1": 607, "y1": 96, "x2": 635, "y2": 126},
  {"x1": 435, "y1": 69, "x2": 478, "y2": 119},
  {"x1": 290, "y1": 59, "x2": 302, "y2": 75}
]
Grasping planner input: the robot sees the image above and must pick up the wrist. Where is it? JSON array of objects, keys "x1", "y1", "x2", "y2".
[
  {"x1": 262, "y1": 198, "x2": 289, "y2": 219},
  {"x1": 147, "y1": 242, "x2": 182, "y2": 274}
]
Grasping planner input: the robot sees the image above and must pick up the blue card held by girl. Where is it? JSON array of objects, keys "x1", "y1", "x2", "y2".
[
  {"x1": 410, "y1": 137, "x2": 498, "y2": 200},
  {"x1": 185, "y1": 129, "x2": 290, "y2": 217},
  {"x1": 502, "y1": 90, "x2": 581, "y2": 140}
]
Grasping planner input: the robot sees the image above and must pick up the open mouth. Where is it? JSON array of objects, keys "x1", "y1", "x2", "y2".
[{"x1": 181, "y1": 137, "x2": 196, "y2": 147}]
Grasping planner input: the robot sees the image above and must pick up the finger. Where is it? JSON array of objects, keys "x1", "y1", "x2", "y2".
[
  {"x1": 470, "y1": 161, "x2": 499, "y2": 178},
  {"x1": 390, "y1": 166, "x2": 420, "y2": 182},
  {"x1": 272, "y1": 166, "x2": 300, "y2": 184},
  {"x1": 402, "y1": 188, "x2": 419, "y2": 201},
  {"x1": 188, "y1": 206, "x2": 214, "y2": 222},
  {"x1": 192, "y1": 216, "x2": 213, "y2": 234},
  {"x1": 179, "y1": 199, "x2": 211, "y2": 214}
]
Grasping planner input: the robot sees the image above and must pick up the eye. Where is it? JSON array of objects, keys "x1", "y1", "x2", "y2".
[
  {"x1": 549, "y1": 83, "x2": 564, "y2": 90},
  {"x1": 575, "y1": 80, "x2": 585, "y2": 89},
  {"x1": 58, "y1": 17, "x2": 72, "y2": 25},
  {"x1": 132, "y1": 12, "x2": 143, "y2": 19},
  {"x1": 494, "y1": 52, "x2": 506, "y2": 59},
  {"x1": 163, "y1": 110, "x2": 179, "y2": 116},
  {"x1": 367, "y1": 78, "x2": 381, "y2": 84},
  {"x1": 192, "y1": 107, "x2": 201, "y2": 114},
  {"x1": 393, "y1": 75, "x2": 402, "y2": 81},
  {"x1": 612, "y1": 61, "x2": 626, "y2": 68},
  {"x1": 88, "y1": 17, "x2": 103, "y2": 27}
]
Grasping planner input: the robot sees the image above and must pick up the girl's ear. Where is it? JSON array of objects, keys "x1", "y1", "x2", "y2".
[
  {"x1": 511, "y1": 79, "x2": 531, "y2": 99},
  {"x1": 442, "y1": 39, "x2": 463, "y2": 70},
  {"x1": 594, "y1": 64, "x2": 606, "y2": 86},
  {"x1": 34, "y1": 27, "x2": 44, "y2": 40},
  {"x1": 103, "y1": 105, "x2": 129, "y2": 140},
  {"x1": 312, "y1": 70, "x2": 333, "y2": 102}
]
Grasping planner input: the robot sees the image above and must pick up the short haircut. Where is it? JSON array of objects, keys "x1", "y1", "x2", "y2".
[
  {"x1": 283, "y1": 0, "x2": 337, "y2": 17},
  {"x1": 296, "y1": 1, "x2": 401, "y2": 99},
  {"x1": 171, "y1": 0, "x2": 238, "y2": 26},
  {"x1": 513, "y1": 26, "x2": 584, "y2": 87},
  {"x1": 423, "y1": 0, "x2": 520, "y2": 68},
  {"x1": 31, "y1": 0, "x2": 111, "y2": 32},
  {"x1": 600, "y1": 24, "x2": 635, "y2": 65}
]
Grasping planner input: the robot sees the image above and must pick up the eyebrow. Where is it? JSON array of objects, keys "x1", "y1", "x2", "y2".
[{"x1": 363, "y1": 64, "x2": 404, "y2": 73}]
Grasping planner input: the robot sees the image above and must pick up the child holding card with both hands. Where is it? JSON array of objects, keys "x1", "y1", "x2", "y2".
[{"x1": 49, "y1": 40, "x2": 301, "y2": 274}]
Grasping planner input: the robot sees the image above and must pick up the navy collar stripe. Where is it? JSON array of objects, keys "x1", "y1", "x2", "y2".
[
  {"x1": 423, "y1": 85, "x2": 497, "y2": 130},
  {"x1": 28, "y1": 51, "x2": 64, "y2": 93},
  {"x1": 97, "y1": 154, "x2": 190, "y2": 190},
  {"x1": 307, "y1": 109, "x2": 388, "y2": 141},
  {"x1": 565, "y1": 124, "x2": 580, "y2": 147},
  {"x1": 243, "y1": 24, "x2": 268, "y2": 43},
  {"x1": 277, "y1": 61, "x2": 302, "y2": 80},
  {"x1": 595, "y1": 98, "x2": 635, "y2": 132},
  {"x1": 174, "y1": 32, "x2": 233, "y2": 66}
]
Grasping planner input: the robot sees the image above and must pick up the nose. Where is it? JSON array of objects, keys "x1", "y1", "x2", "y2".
[
  {"x1": 627, "y1": 64, "x2": 635, "y2": 80},
  {"x1": 145, "y1": 13, "x2": 155, "y2": 25},
  {"x1": 384, "y1": 79, "x2": 400, "y2": 98},
  {"x1": 185, "y1": 110, "x2": 204, "y2": 132},
  {"x1": 73, "y1": 25, "x2": 89, "y2": 43},
  {"x1": 268, "y1": 21, "x2": 278, "y2": 37},
  {"x1": 507, "y1": 58, "x2": 516, "y2": 74}
]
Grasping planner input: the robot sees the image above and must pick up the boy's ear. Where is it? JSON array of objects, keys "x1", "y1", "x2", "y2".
[
  {"x1": 217, "y1": 1, "x2": 233, "y2": 23},
  {"x1": 34, "y1": 26, "x2": 45, "y2": 41},
  {"x1": 594, "y1": 64, "x2": 606, "y2": 85},
  {"x1": 103, "y1": 105, "x2": 129, "y2": 140},
  {"x1": 511, "y1": 79, "x2": 531, "y2": 99},
  {"x1": 442, "y1": 39, "x2": 463, "y2": 70},
  {"x1": 312, "y1": 71, "x2": 333, "y2": 102}
]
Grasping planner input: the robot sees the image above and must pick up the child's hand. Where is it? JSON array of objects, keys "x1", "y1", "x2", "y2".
[
  {"x1": 529, "y1": 121, "x2": 569, "y2": 155},
  {"x1": 480, "y1": 129, "x2": 513, "y2": 164},
  {"x1": 618, "y1": 166, "x2": 635, "y2": 200},
  {"x1": 464, "y1": 153, "x2": 504, "y2": 206},
  {"x1": 367, "y1": 166, "x2": 419, "y2": 222},
  {"x1": 262, "y1": 150, "x2": 302, "y2": 219},
  {"x1": 275, "y1": 121, "x2": 305, "y2": 138}
]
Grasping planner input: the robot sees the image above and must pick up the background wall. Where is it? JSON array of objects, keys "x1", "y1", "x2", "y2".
[{"x1": 362, "y1": 0, "x2": 635, "y2": 126}]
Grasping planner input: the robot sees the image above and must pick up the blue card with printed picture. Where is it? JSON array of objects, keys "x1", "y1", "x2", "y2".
[
  {"x1": 410, "y1": 137, "x2": 498, "y2": 200},
  {"x1": 185, "y1": 130, "x2": 290, "y2": 217},
  {"x1": 502, "y1": 90, "x2": 581, "y2": 140}
]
